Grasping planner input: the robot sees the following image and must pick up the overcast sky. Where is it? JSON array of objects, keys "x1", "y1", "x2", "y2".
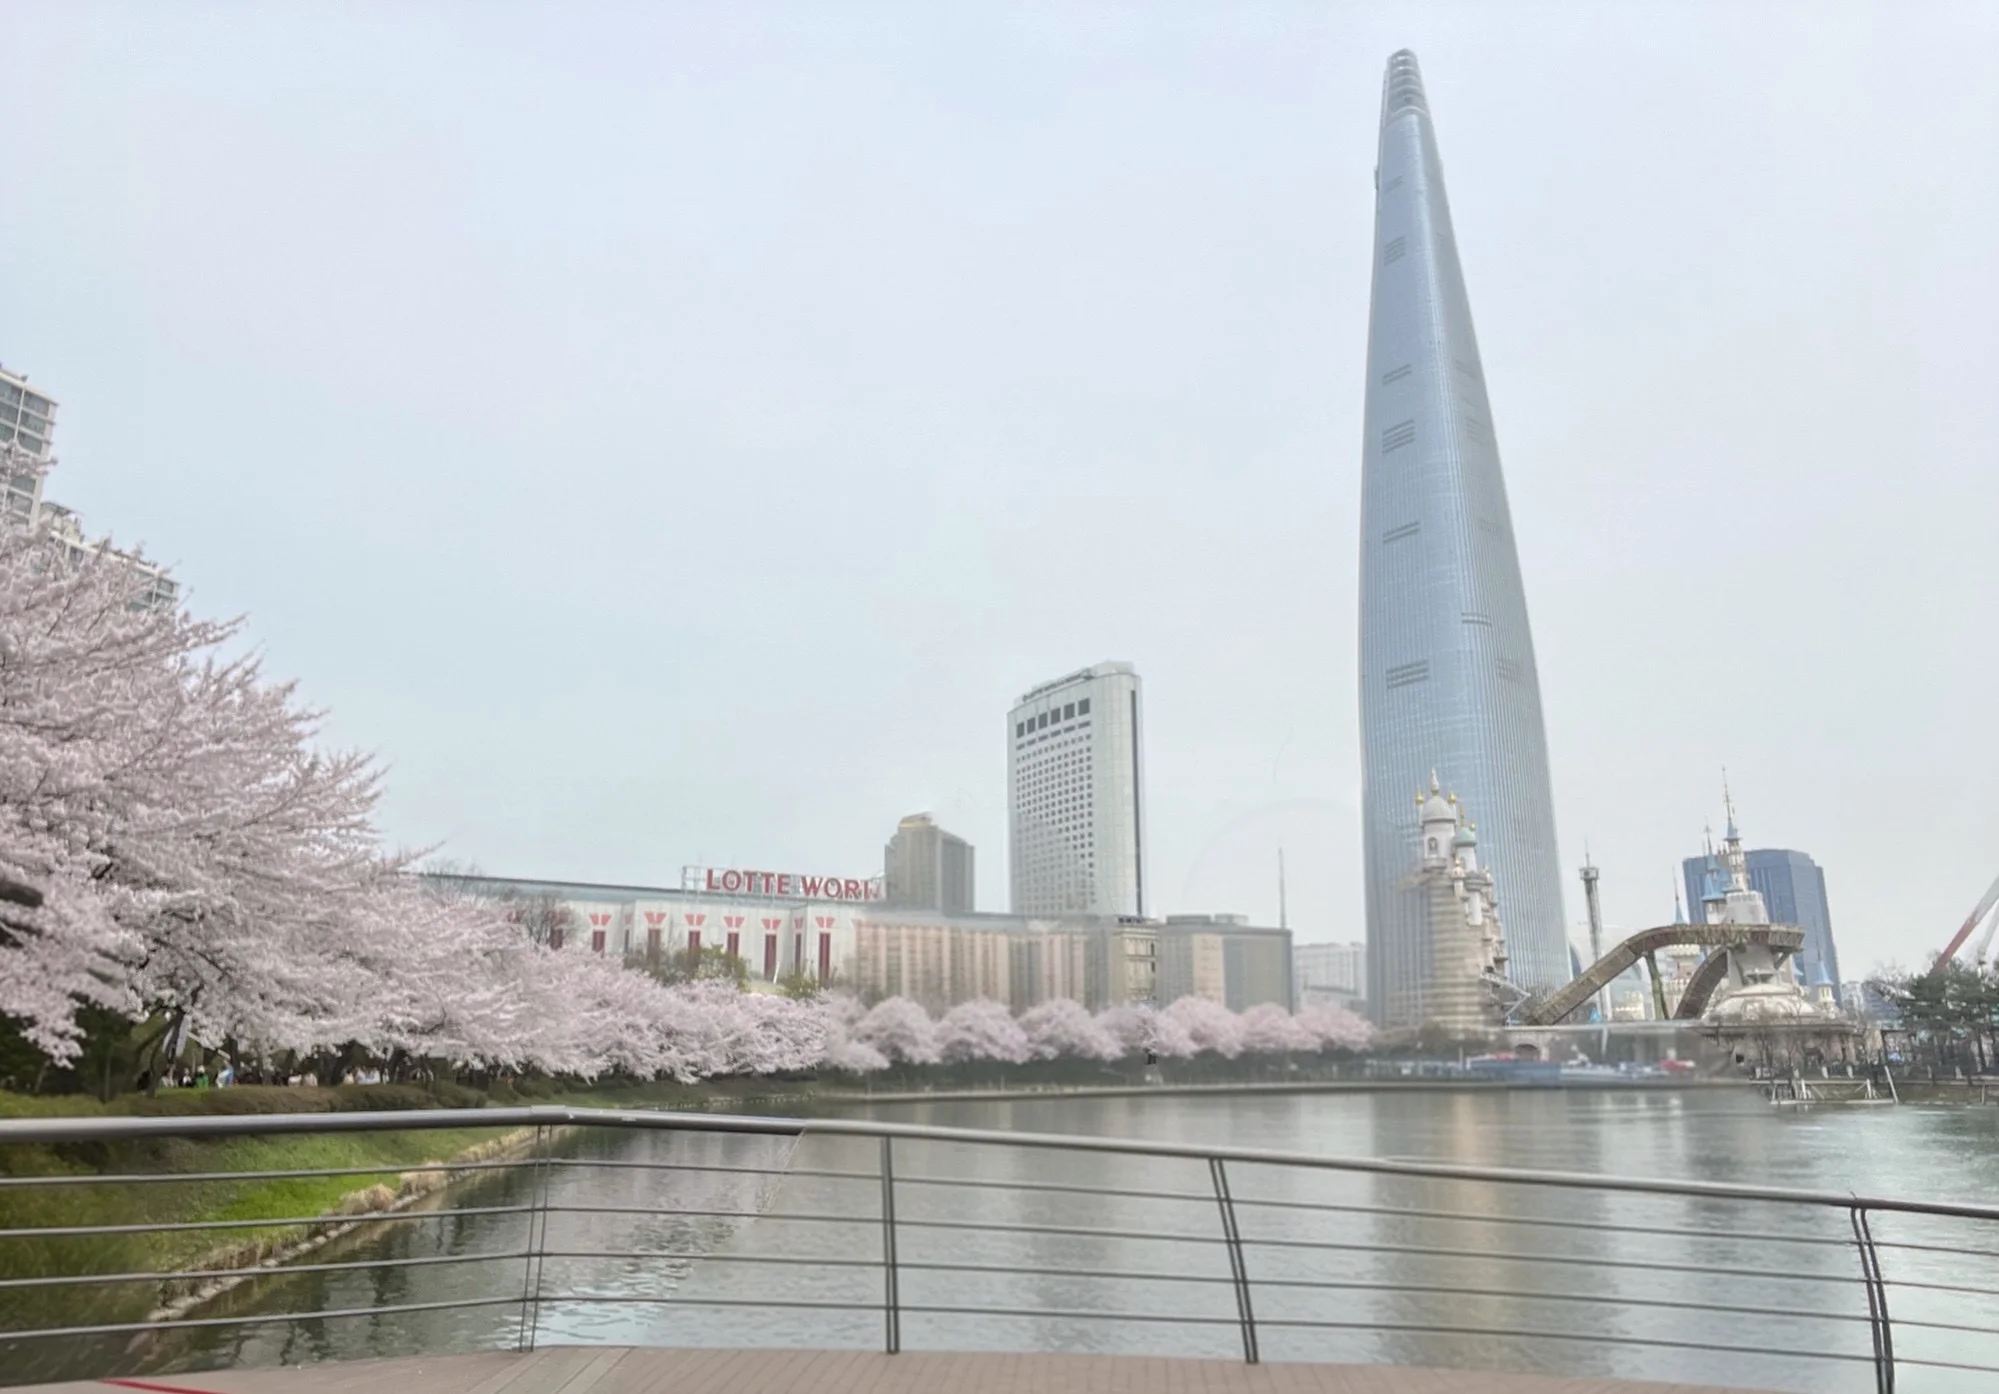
[{"x1": 4, "y1": 3, "x2": 1995, "y2": 976}]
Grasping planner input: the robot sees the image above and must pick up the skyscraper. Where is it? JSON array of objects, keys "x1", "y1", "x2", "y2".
[
  {"x1": 1358, "y1": 51, "x2": 1568, "y2": 1026},
  {"x1": 884, "y1": 813, "x2": 976, "y2": 914},
  {"x1": 1682, "y1": 848, "x2": 1840, "y2": 989},
  {"x1": 1008, "y1": 662, "x2": 1145, "y2": 917}
]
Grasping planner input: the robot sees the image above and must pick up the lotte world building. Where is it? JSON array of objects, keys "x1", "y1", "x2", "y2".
[{"x1": 1358, "y1": 51, "x2": 1568, "y2": 1026}]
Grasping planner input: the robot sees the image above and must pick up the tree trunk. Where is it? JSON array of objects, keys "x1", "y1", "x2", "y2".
[{"x1": 140, "y1": 1010, "x2": 182, "y2": 1098}]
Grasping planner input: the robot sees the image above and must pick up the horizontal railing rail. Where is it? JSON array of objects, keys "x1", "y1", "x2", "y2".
[{"x1": 3, "y1": 1106, "x2": 1997, "y2": 1394}]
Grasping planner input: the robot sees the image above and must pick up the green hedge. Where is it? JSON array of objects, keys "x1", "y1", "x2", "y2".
[{"x1": 126, "y1": 1081, "x2": 493, "y2": 1116}]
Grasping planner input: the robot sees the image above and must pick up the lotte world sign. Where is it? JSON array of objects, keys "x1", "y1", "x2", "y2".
[{"x1": 681, "y1": 865, "x2": 885, "y2": 903}]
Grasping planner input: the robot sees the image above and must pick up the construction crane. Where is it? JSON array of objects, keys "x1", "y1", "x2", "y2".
[
  {"x1": 1928, "y1": 870, "x2": 1999, "y2": 977},
  {"x1": 1975, "y1": 901, "x2": 1999, "y2": 969}
]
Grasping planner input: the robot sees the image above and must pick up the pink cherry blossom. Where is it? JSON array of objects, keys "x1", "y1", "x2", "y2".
[{"x1": 936, "y1": 998, "x2": 1032, "y2": 1065}]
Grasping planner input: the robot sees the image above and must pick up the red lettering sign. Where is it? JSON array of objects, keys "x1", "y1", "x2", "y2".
[{"x1": 689, "y1": 866, "x2": 882, "y2": 902}]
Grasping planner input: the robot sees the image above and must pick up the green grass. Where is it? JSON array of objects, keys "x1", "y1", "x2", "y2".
[{"x1": 0, "y1": 1088, "x2": 523, "y2": 1341}]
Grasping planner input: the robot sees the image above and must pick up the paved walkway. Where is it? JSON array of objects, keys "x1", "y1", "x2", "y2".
[{"x1": 22, "y1": 1347, "x2": 1763, "y2": 1394}]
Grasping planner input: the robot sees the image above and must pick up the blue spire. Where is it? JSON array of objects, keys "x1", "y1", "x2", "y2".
[{"x1": 1700, "y1": 854, "x2": 1727, "y2": 905}]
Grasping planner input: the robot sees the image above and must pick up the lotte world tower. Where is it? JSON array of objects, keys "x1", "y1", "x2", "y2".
[{"x1": 1359, "y1": 51, "x2": 1568, "y2": 1025}]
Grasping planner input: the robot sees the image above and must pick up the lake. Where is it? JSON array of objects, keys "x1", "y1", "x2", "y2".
[{"x1": 25, "y1": 1087, "x2": 1999, "y2": 1393}]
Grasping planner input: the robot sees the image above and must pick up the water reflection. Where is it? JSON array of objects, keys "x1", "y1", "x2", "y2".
[{"x1": 19, "y1": 1091, "x2": 1999, "y2": 1393}]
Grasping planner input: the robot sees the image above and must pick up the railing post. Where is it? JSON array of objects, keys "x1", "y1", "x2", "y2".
[
  {"x1": 1207, "y1": 1157, "x2": 1259, "y2": 1364},
  {"x1": 516, "y1": 1123, "x2": 551, "y2": 1354},
  {"x1": 1849, "y1": 1203, "x2": 1895, "y2": 1394},
  {"x1": 879, "y1": 1135, "x2": 901, "y2": 1355}
]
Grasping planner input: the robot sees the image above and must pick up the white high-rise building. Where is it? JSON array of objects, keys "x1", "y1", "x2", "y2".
[
  {"x1": 1, "y1": 364, "x2": 56, "y2": 525},
  {"x1": 0, "y1": 362, "x2": 179, "y2": 612},
  {"x1": 1007, "y1": 662, "x2": 1146, "y2": 917}
]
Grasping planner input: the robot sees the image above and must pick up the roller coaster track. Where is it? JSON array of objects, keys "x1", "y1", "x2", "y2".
[{"x1": 1519, "y1": 922, "x2": 1806, "y2": 1026}]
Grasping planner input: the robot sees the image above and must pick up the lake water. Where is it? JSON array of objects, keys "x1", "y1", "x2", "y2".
[{"x1": 26, "y1": 1088, "x2": 1999, "y2": 1392}]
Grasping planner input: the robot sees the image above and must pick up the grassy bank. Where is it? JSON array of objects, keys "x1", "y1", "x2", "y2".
[{"x1": 0, "y1": 1085, "x2": 525, "y2": 1342}]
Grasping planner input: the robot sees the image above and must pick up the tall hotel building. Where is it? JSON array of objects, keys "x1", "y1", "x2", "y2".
[
  {"x1": 1008, "y1": 663, "x2": 1146, "y2": 917},
  {"x1": 1357, "y1": 51, "x2": 1568, "y2": 1025}
]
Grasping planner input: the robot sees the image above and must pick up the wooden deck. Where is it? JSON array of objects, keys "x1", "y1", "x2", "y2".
[{"x1": 23, "y1": 1347, "x2": 1763, "y2": 1394}]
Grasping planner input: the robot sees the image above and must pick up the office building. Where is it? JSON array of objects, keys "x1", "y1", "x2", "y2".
[
  {"x1": 1008, "y1": 662, "x2": 1146, "y2": 917},
  {"x1": 1357, "y1": 51, "x2": 1568, "y2": 1026},
  {"x1": 1294, "y1": 941, "x2": 1366, "y2": 1012},
  {"x1": 855, "y1": 907, "x2": 1159, "y2": 1014},
  {"x1": 1682, "y1": 847, "x2": 1840, "y2": 990},
  {"x1": 1, "y1": 364, "x2": 54, "y2": 525},
  {"x1": 1156, "y1": 915, "x2": 1295, "y2": 1013},
  {"x1": 883, "y1": 813, "x2": 975, "y2": 914}
]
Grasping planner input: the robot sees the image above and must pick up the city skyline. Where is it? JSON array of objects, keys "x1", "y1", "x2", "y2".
[
  {"x1": 1358, "y1": 50, "x2": 1568, "y2": 1015},
  {"x1": 3, "y1": 8, "x2": 1992, "y2": 977}
]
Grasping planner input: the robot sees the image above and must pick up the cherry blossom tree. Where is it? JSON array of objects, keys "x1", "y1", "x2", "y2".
[
  {"x1": 821, "y1": 1031, "x2": 890, "y2": 1075},
  {"x1": 852, "y1": 996, "x2": 941, "y2": 1066},
  {"x1": 1237, "y1": 1001, "x2": 1317, "y2": 1056},
  {"x1": 936, "y1": 998, "x2": 1031, "y2": 1065},
  {"x1": 1020, "y1": 998, "x2": 1121, "y2": 1062},
  {"x1": 0, "y1": 504, "x2": 241, "y2": 1058},
  {"x1": 1295, "y1": 1003, "x2": 1374, "y2": 1054},
  {"x1": 1160, "y1": 995, "x2": 1244, "y2": 1059},
  {"x1": 1094, "y1": 1001, "x2": 1197, "y2": 1059}
]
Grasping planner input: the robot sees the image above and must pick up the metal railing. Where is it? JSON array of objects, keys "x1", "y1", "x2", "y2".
[{"x1": 3, "y1": 1105, "x2": 1999, "y2": 1393}]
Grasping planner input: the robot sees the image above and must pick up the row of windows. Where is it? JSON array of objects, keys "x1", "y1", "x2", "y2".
[
  {"x1": 0, "y1": 422, "x2": 48, "y2": 455},
  {"x1": 1015, "y1": 697, "x2": 1089, "y2": 738},
  {"x1": 1018, "y1": 731, "x2": 1090, "y2": 770},
  {"x1": 0, "y1": 382, "x2": 53, "y2": 414}
]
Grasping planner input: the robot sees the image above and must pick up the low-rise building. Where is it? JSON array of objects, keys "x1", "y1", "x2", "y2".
[
  {"x1": 1294, "y1": 940, "x2": 1366, "y2": 1013},
  {"x1": 1156, "y1": 915, "x2": 1294, "y2": 1012},
  {"x1": 439, "y1": 871, "x2": 1295, "y2": 1016}
]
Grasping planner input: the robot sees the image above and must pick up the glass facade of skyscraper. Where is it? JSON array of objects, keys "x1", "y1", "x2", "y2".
[
  {"x1": 1358, "y1": 51, "x2": 1569, "y2": 1027},
  {"x1": 1682, "y1": 849, "x2": 1841, "y2": 989}
]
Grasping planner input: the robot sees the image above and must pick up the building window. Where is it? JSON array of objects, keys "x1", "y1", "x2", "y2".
[
  {"x1": 1078, "y1": 698, "x2": 1090, "y2": 715},
  {"x1": 1064, "y1": 702, "x2": 1075, "y2": 719}
]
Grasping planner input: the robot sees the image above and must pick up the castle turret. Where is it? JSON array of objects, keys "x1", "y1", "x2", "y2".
[{"x1": 1418, "y1": 771, "x2": 1456, "y2": 870}]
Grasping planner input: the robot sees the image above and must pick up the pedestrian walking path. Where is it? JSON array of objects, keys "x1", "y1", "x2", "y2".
[{"x1": 22, "y1": 1347, "x2": 1769, "y2": 1394}]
